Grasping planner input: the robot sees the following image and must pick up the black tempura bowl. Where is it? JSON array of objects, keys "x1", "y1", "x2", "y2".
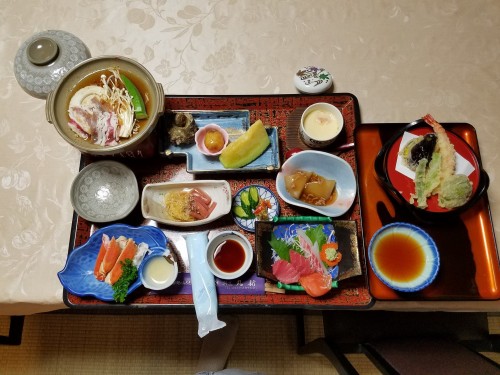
[{"x1": 374, "y1": 119, "x2": 489, "y2": 223}]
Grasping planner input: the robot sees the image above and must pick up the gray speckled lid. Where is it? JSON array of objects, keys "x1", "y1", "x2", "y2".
[{"x1": 14, "y1": 30, "x2": 91, "y2": 99}]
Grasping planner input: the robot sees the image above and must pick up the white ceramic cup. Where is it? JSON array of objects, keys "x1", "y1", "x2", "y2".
[
  {"x1": 299, "y1": 102, "x2": 344, "y2": 148},
  {"x1": 139, "y1": 253, "x2": 179, "y2": 290}
]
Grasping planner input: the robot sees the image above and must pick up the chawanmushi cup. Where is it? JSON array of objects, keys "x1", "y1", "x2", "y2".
[{"x1": 299, "y1": 102, "x2": 344, "y2": 148}]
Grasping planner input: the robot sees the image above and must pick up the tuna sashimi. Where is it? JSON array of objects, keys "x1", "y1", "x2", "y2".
[
  {"x1": 289, "y1": 251, "x2": 314, "y2": 277},
  {"x1": 272, "y1": 259, "x2": 301, "y2": 284},
  {"x1": 272, "y1": 251, "x2": 316, "y2": 284},
  {"x1": 299, "y1": 272, "x2": 332, "y2": 297}
]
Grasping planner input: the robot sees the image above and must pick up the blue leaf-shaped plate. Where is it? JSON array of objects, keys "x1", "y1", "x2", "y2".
[{"x1": 58, "y1": 224, "x2": 168, "y2": 302}]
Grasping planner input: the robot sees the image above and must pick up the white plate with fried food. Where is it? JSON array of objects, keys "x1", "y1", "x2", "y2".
[{"x1": 141, "y1": 180, "x2": 232, "y2": 227}]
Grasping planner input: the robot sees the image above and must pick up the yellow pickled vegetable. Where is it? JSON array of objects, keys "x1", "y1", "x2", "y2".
[{"x1": 219, "y1": 120, "x2": 270, "y2": 168}]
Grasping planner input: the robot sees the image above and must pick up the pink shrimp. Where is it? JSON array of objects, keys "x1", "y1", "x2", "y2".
[{"x1": 422, "y1": 114, "x2": 456, "y2": 184}]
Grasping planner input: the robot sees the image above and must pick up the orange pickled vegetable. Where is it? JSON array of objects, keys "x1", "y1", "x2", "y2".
[{"x1": 320, "y1": 242, "x2": 342, "y2": 267}]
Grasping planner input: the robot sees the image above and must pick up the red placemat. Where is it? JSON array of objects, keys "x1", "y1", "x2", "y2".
[
  {"x1": 64, "y1": 94, "x2": 373, "y2": 309},
  {"x1": 355, "y1": 122, "x2": 500, "y2": 301}
]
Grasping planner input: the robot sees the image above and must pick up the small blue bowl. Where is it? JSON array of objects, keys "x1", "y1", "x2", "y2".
[
  {"x1": 232, "y1": 185, "x2": 279, "y2": 232},
  {"x1": 368, "y1": 222, "x2": 440, "y2": 293}
]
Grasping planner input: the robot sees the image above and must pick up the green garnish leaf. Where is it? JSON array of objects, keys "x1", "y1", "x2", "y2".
[
  {"x1": 112, "y1": 258, "x2": 138, "y2": 303},
  {"x1": 269, "y1": 233, "x2": 291, "y2": 262},
  {"x1": 305, "y1": 225, "x2": 327, "y2": 249}
]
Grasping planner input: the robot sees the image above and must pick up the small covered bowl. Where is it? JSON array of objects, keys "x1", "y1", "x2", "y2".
[{"x1": 195, "y1": 123, "x2": 229, "y2": 156}]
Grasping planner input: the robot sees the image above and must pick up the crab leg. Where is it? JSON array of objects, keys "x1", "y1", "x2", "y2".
[
  {"x1": 97, "y1": 236, "x2": 121, "y2": 280},
  {"x1": 94, "y1": 234, "x2": 110, "y2": 281},
  {"x1": 105, "y1": 239, "x2": 137, "y2": 285}
]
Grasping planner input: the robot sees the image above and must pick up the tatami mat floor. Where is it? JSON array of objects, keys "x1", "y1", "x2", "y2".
[{"x1": 1, "y1": 313, "x2": 499, "y2": 374}]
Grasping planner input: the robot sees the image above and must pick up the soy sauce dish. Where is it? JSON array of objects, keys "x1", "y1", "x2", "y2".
[
  {"x1": 206, "y1": 231, "x2": 253, "y2": 280},
  {"x1": 368, "y1": 222, "x2": 440, "y2": 293}
]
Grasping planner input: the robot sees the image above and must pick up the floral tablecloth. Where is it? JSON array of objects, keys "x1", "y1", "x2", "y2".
[{"x1": 1, "y1": 0, "x2": 499, "y2": 315}]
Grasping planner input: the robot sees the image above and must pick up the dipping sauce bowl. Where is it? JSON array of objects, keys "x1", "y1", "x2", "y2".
[
  {"x1": 206, "y1": 231, "x2": 253, "y2": 280},
  {"x1": 299, "y1": 102, "x2": 344, "y2": 148},
  {"x1": 139, "y1": 252, "x2": 178, "y2": 290},
  {"x1": 368, "y1": 222, "x2": 440, "y2": 293}
]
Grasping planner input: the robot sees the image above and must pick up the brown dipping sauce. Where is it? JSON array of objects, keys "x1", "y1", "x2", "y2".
[
  {"x1": 374, "y1": 232, "x2": 426, "y2": 283},
  {"x1": 213, "y1": 239, "x2": 246, "y2": 273}
]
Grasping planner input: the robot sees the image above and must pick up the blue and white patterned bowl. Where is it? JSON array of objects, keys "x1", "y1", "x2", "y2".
[
  {"x1": 70, "y1": 160, "x2": 139, "y2": 223},
  {"x1": 368, "y1": 222, "x2": 440, "y2": 293},
  {"x1": 232, "y1": 185, "x2": 279, "y2": 232}
]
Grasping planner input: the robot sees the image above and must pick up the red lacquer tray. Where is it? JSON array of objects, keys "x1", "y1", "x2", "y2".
[
  {"x1": 355, "y1": 123, "x2": 500, "y2": 301},
  {"x1": 64, "y1": 94, "x2": 373, "y2": 310}
]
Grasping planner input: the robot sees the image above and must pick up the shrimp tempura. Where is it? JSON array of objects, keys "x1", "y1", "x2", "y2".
[{"x1": 422, "y1": 114, "x2": 456, "y2": 188}]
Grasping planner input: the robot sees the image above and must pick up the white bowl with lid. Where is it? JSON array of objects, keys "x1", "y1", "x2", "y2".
[{"x1": 294, "y1": 66, "x2": 333, "y2": 94}]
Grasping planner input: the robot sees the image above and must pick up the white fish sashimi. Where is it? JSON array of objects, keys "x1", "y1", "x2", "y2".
[{"x1": 296, "y1": 228, "x2": 328, "y2": 275}]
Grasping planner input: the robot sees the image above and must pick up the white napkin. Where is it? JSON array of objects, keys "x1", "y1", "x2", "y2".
[{"x1": 395, "y1": 132, "x2": 475, "y2": 180}]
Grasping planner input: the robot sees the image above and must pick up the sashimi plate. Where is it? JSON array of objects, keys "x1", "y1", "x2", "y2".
[
  {"x1": 254, "y1": 218, "x2": 361, "y2": 288},
  {"x1": 58, "y1": 224, "x2": 168, "y2": 302},
  {"x1": 160, "y1": 110, "x2": 280, "y2": 173}
]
